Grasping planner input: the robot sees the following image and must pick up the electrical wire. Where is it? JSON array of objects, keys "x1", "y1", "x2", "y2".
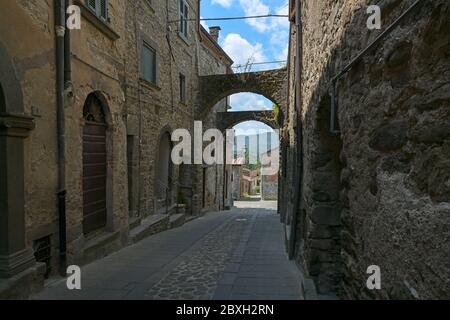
[
  {"x1": 169, "y1": 14, "x2": 288, "y2": 23},
  {"x1": 232, "y1": 60, "x2": 287, "y2": 68}
]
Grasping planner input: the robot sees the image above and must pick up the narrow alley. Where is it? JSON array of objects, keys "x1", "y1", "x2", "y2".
[{"x1": 33, "y1": 202, "x2": 303, "y2": 300}]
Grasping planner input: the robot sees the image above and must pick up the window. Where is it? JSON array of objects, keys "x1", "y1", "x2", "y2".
[
  {"x1": 179, "y1": 73, "x2": 186, "y2": 103},
  {"x1": 87, "y1": 0, "x2": 109, "y2": 22},
  {"x1": 179, "y1": 0, "x2": 189, "y2": 38},
  {"x1": 142, "y1": 42, "x2": 157, "y2": 84}
]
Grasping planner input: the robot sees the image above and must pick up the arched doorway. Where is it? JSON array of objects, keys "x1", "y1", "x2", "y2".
[
  {"x1": 229, "y1": 119, "x2": 280, "y2": 202},
  {"x1": 155, "y1": 130, "x2": 173, "y2": 212},
  {"x1": 0, "y1": 83, "x2": 5, "y2": 111},
  {"x1": 82, "y1": 93, "x2": 108, "y2": 235},
  {"x1": 0, "y1": 44, "x2": 36, "y2": 278}
]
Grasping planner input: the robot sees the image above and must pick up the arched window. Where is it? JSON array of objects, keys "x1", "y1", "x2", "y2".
[{"x1": 155, "y1": 131, "x2": 173, "y2": 201}]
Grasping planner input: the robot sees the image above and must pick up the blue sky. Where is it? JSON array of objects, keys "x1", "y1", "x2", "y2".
[{"x1": 200, "y1": 0, "x2": 289, "y2": 136}]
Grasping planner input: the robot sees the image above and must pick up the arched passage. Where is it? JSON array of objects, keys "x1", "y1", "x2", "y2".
[
  {"x1": 302, "y1": 94, "x2": 344, "y2": 294},
  {"x1": 217, "y1": 110, "x2": 279, "y2": 132},
  {"x1": 0, "y1": 43, "x2": 36, "y2": 278},
  {"x1": 155, "y1": 128, "x2": 174, "y2": 212},
  {"x1": 230, "y1": 120, "x2": 280, "y2": 202},
  {"x1": 198, "y1": 68, "x2": 287, "y2": 118}
]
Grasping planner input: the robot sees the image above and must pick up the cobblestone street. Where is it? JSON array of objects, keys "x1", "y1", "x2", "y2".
[{"x1": 32, "y1": 202, "x2": 303, "y2": 300}]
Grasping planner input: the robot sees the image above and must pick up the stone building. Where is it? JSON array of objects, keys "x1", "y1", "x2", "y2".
[
  {"x1": 231, "y1": 156, "x2": 245, "y2": 200},
  {"x1": 0, "y1": 0, "x2": 233, "y2": 298},
  {"x1": 261, "y1": 147, "x2": 279, "y2": 201},
  {"x1": 284, "y1": 0, "x2": 450, "y2": 299}
]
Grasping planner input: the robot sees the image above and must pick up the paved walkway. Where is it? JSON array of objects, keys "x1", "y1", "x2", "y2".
[{"x1": 32, "y1": 201, "x2": 303, "y2": 300}]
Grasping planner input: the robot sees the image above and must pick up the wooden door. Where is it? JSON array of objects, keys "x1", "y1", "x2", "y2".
[{"x1": 83, "y1": 121, "x2": 107, "y2": 235}]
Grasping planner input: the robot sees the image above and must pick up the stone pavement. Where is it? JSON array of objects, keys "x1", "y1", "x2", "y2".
[{"x1": 32, "y1": 201, "x2": 303, "y2": 300}]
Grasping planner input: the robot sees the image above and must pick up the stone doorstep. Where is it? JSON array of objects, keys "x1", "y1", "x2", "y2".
[
  {"x1": 82, "y1": 230, "x2": 122, "y2": 265},
  {"x1": 129, "y1": 214, "x2": 170, "y2": 244},
  {"x1": 128, "y1": 216, "x2": 142, "y2": 231},
  {"x1": 169, "y1": 213, "x2": 186, "y2": 229},
  {"x1": 0, "y1": 262, "x2": 46, "y2": 300}
]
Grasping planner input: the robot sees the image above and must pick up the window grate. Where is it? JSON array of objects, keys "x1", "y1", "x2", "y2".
[
  {"x1": 86, "y1": 0, "x2": 109, "y2": 22},
  {"x1": 33, "y1": 236, "x2": 52, "y2": 278}
]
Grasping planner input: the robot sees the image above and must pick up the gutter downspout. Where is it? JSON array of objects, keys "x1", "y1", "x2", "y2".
[
  {"x1": 289, "y1": 0, "x2": 303, "y2": 260},
  {"x1": 55, "y1": 0, "x2": 67, "y2": 276}
]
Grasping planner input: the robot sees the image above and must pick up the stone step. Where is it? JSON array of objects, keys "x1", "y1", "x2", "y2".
[
  {"x1": 128, "y1": 216, "x2": 142, "y2": 230},
  {"x1": 130, "y1": 214, "x2": 170, "y2": 244},
  {"x1": 169, "y1": 213, "x2": 186, "y2": 229}
]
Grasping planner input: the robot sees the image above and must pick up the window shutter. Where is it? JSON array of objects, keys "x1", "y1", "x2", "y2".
[
  {"x1": 142, "y1": 43, "x2": 157, "y2": 84},
  {"x1": 100, "y1": 0, "x2": 109, "y2": 21}
]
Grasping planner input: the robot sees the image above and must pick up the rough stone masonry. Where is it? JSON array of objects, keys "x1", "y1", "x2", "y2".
[{"x1": 285, "y1": 0, "x2": 450, "y2": 299}]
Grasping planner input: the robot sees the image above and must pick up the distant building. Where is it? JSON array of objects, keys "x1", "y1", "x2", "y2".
[
  {"x1": 261, "y1": 147, "x2": 279, "y2": 200},
  {"x1": 231, "y1": 157, "x2": 244, "y2": 200},
  {"x1": 241, "y1": 168, "x2": 259, "y2": 196}
]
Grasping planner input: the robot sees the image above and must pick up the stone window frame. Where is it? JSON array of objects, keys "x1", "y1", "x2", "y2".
[
  {"x1": 74, "y1": 0, "x2": 119, "y2": 41},
  {"x1": 86, "y1": 0, "x2": 110, "y2": 23},
  {"x1": 139, "y1": 33, "x2": 160, "y2": 89}
]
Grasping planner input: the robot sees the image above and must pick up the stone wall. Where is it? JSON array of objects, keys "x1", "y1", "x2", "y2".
[
  {"x1": 262, "y1": 175, "x2": 278, "y2": 201},
  {"x1": 0, "y1": 0, "x2": 234, "y2": 295},
  {"x1": 290, "y1": 0, "x2": 450, "y2": 299},
  {"x1": 66, "y1": 0, "x2": 129, "y2": 265},
  {"x1": 124, "y1": 0, "x2": 233, "y2": 218}
]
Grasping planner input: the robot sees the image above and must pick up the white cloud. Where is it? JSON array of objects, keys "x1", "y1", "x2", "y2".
[
  {"x1": 276, "y1": 44, "x2": 289, "y2": 65},
  {"x1": 212, "y1": 0, "x2": 234, "y2": 8},
  {"x1": 239, "y1": 0, "x2": 270, "y2": 32},
  {"x1": 229, "y1": 93, "x2": 273, "y2": 112},
  {"x1": 222, "y1": 33, "x2": 266, "y2": 67},
  {"x1": 237, "y1": 0, "x2": 290, "y2": 33}
]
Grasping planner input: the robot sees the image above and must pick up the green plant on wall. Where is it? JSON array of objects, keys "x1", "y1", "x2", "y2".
[{"x1": 177, "y1": 193, "x2": 188, "y2": 205}]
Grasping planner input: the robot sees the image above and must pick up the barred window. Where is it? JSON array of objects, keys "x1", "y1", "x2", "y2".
[{"x1": 87, "y1": 0, "x2": 109, "y2": 22}]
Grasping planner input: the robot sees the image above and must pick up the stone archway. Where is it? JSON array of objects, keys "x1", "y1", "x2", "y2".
[
  {"x1": 198, "y1": 68, "x2": 287, "y2": 118},
  {"x1": 216, "y1": 110, "x2": 279, "y2": 132},
  {"x1": 0, "y1": 44, "x2": 36, "y2": 278}
]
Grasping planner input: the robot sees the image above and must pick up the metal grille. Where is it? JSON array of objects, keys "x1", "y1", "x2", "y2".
[{"x1": 33, "y1": 236, "x2": 52, "y2": 278}]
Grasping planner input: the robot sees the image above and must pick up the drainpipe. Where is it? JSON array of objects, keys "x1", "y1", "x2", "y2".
[
  {"x1": 64, "y1": 0, "x2": 72, "y2": 88},
  {"x1": 289, "y1": 0, "x2": 303, "y2": 260},
  {"x1": 55, "y1": 0, "x2": 67, "y2": 276}
]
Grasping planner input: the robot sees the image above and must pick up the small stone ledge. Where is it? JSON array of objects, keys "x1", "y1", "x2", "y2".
[
  {"x1": 0, "y1": 112, "x2": 35, "y2": 138},
  {"x1": 0, "y1": 262, "x2": 46, "y2": 300},
  {"x1": 82, "y1": 230, "x2": 122, "y2": 265},
  {"x1": 130, "y1": 214, "x2": 170, "y2": 243},
  {"x1": 169, "y1": 213, "x2": 186, "y2": 229}
]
